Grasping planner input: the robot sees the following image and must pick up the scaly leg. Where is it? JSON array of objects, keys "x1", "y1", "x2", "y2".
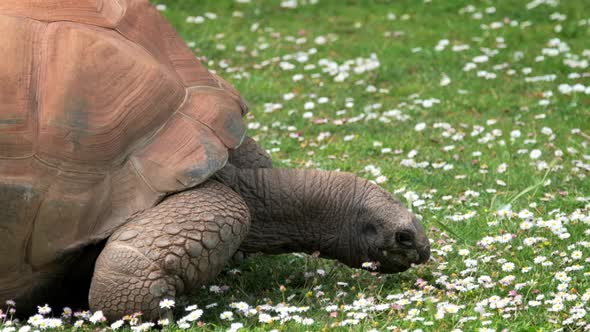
[{"x1": 88, "y1": 180, "x2": 250, "y2": 320}]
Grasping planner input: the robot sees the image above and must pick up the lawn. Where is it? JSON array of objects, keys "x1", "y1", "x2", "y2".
[{"x1": 3, "y1": 0, "x2": 590, "y2": 331}]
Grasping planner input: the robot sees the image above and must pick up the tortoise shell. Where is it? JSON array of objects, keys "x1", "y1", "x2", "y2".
[{"x1": 0, "y1": 0, "x2": 247, "y2": 282}]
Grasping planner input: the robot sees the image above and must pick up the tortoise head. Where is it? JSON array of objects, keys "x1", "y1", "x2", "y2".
[{"x1": 345, "y1": 182, "x2": 431, "y2": 273}]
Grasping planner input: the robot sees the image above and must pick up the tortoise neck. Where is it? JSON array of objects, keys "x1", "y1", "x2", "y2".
[{"x1": 214, "y1": 166, "x2": 361, "y2": 258}]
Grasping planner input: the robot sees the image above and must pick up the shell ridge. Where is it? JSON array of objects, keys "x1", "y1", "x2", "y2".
[
  {"x1": 109, "y1": 0, "x2": 127, "y2": 27},
  {"x1": 122, "y1": 86, "x2": 190, "y2": 160},
  {"x1": 32, "y1": 22, "x2": 52, "y2": 158},
  {"x1": 122, "y1": 86, "x2": 191, "y2": 197},
  {"x1": 129, "y1": 155, "x2": 160, "y2": 195},
  {"x1": 0, "y1": 0, "x2": 126, "y2": 28}
]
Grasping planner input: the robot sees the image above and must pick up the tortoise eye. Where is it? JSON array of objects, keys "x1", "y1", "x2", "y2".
[{"x1": 362, "y1": 223, "x2": 378, "y2": 239}]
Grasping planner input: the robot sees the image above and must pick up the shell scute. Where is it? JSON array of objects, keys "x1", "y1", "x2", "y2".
[
  {"x1": 116, "y1": 0, "x2": 219, "y2": 88},
  {"x1": 0, "y1": 15, "x2": 45, "y2": 159},
  {"x1": 179, "y1": 87, "x2": 247, "y2": 149},
  {"x1": 37, "y1": 22, "x2": 185, "y2": 172},
  {"x1": 130, "y1": 113, "x2": 228, "y2": 194},
  {"x1": 0, "y1": 0, "x2": 125, "y2": 28}
]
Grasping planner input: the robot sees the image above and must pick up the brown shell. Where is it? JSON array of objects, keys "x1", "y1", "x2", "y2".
[{"x1": 0, "y1": 0, "x2": 247, "y2": 280}]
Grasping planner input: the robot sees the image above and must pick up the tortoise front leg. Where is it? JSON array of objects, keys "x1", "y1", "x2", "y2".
[{"x1": 89, "y1": 181, "x2": 250, "y2": 321}]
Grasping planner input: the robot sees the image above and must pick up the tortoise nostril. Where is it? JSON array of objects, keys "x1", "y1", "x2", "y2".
[{"x1": 395, "y1": 231, "x2": 415, "y2": 249}]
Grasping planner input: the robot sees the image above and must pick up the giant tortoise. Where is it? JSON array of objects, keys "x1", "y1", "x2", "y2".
[{"x1": 0, "y1": 0, "x2": 430, "y2": 320}]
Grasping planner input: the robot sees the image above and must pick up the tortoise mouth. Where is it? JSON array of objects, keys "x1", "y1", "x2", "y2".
[
  {"x1": 363, "y1": 245, "x2": 429, "y2": 274},
  {"x1": 368, "y1": 247, "x2": 412, "y2": 273}
]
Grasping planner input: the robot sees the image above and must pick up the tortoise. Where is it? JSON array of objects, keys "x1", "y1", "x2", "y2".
[{"x1": 0, "y1": 0, "x2": 430, "y2": 321}]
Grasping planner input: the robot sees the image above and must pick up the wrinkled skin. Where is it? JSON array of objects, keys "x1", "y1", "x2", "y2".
[
  {"x1": 216, "y1": 166, "x2": 431, "y2": 273},
  {"x1": 221, "y1": 138, "x2": 429, "y2": 271}
]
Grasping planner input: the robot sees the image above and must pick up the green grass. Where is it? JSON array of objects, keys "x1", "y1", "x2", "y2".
[
  {"x1": 151, "y1": 1, "x2": 590, "y2": 330},
  {"x1": 3, "y1": 0, "x2": 590, "y2": 331}
]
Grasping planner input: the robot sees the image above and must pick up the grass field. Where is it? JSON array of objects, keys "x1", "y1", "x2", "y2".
[{"x1": 2, "y1": 0, "x2": 590, "y2": 331}]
